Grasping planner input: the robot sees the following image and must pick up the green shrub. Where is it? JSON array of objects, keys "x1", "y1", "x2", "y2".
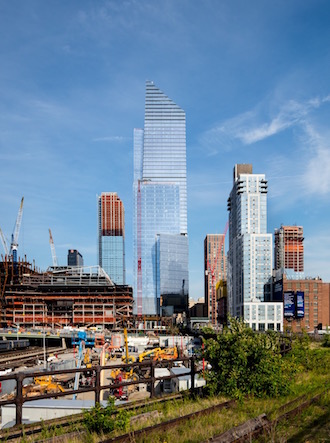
[
  {"x1": 202, "y1": 318, "x2": 298, "y2": 399},
  {"x1": 322, "y1": 329, "x2": 330, "y2": 348},
  {"x1": 83, "y1": 397, "x2": 130, "y2": 435}
]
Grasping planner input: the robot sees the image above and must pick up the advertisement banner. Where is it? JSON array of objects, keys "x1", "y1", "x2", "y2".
[
  {"x1": 284, "y1": 291, "x2": 295, "y2": 318},
  {"x1": 296, "y1": 291, "x2": 305, "y2": 318}
]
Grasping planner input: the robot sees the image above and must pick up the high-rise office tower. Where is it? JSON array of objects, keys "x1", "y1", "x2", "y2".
[
  {"x1": 98, "y1": 192, "x2": 125, "y2": 285},
  {"x1": 204, "y1": 234, "x2": 226, "y2": 323},
  {"x1": 67, "y1": 249, "x2": 83, "y2": 267},
  {"x1": 133, "y1": 81, "x2": 189, "y2": 316},
  {"x1": 227, "y1": 164, "x2": 283, "y2": 331},
  {"x1": 274, "y1": 225, "x2": 304, "y2": 279}
]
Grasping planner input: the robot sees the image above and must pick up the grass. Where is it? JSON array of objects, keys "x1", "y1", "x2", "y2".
[{"x1": 12, "y1": 345, "x2": 330, "y2": 443}]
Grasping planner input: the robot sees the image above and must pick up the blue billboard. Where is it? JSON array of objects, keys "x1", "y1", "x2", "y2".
[
  {"x1": 296, "y1": 291, "x2": 305, "y2": 318},
  {"x1": 284, "y1": 291, "x2": 295, "y2": 318}
]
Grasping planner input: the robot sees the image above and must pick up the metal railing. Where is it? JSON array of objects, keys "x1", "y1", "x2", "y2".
[{"x1": 0, "y1": 357, "x2": 199, "y2": 427}]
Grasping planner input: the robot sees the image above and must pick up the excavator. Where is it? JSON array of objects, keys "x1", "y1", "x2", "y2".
[
  {"x1": 152, "y1": 347, "x2": 178, "y2": 361},
  {"x1": 138, "y1": 346, "x2": 178, "y2": 363},
  {"x1": 138, "y1": 347, "x2": 162, "y2": 362}
]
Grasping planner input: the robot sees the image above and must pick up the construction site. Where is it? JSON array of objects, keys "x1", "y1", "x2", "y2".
[
  {"x1": 0, "y1": 196, "x2": 158, "y2": 330},
  {"x1": 0, "y1": 257, "x2": 134, "y2": 329}
]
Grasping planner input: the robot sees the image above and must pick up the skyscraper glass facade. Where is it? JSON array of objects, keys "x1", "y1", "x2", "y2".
[
  {"x1": 67, "y1": 249, "x2": 84, "y2": 267},
  {"x1": 133, "y1": 81, "x2": 189, "y2": 315},
  {"x1": 98, "y1": 192, "x2": 125, "y2": 285},
  {"x1": 156, "y1": 233, "x2": 189, "y2": 314}
]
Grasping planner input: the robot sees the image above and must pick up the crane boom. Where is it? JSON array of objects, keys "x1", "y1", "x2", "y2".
[
  {"x1": 136, "y1": 180, "x2": 142, "y2": 316},
  {"x1": 12, "y1": 197, "x2": 24, "y2": 245},
  {"x1": 49, "y1": 229, "x2": 58, "y2": 267},
  {"x1": 0, "y1": 227, "x2": 9, "y2": 255},
  {"x1": 10, "y1": 197, "x2": 24, "y2": 262}
]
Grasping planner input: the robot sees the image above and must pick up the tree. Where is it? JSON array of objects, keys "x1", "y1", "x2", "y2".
[{"x1": 202, "y1": 318, "x2": 296, "y2": 398}]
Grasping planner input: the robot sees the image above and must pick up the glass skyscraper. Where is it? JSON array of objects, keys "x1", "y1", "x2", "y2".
[
  {"x1": 227, "y1": 164, "x2": 283, "y2": 331},
  {"x1": 133, "y1": 81, "x2": 189, "y2": 315},
  {"x1": 98, "y1": 192, "x2": 125, "y2": 285}
]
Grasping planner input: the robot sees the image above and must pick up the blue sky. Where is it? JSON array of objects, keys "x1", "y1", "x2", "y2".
[{"x1": 1, "y1": 0, "x2": 330, "y2": 300}]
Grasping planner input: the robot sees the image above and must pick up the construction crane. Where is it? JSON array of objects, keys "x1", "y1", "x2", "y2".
[
  {"x1": 0, "y1": 227, "x2": 9, "y2": 256},
  {"x1": 206, "y1": 221, "x2": 229, "y2": 326},
  {"x1": 0, "y1": 197, "x2": 24, "y2": 262},
  {"x1": 48, "y1": 229, "x2": 58, "y2": 267},
  {"x1": 136, "y1": 180, "x2": 143, "y2": 316},
  {"x1": 10, "y1": 197, "x2": 24, "y2": 263}
]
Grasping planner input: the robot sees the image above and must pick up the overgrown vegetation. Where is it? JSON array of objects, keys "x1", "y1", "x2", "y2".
[
  {"x1": 7, "y1": 324, "x2": 329, "y2": 442},
  {"x1": 201, "y1": 318, "x2": 319, "y2": 399},
  {"x1": 322, "y1": 328, "x2": 330, "y2": 347},
  {"x1": 83, "y1": 397, "x2": 130, "y2": 435}
]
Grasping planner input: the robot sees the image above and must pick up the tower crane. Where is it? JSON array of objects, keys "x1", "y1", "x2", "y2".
[
  {"x1": 136, "y1": 180, "x2": 142, "y2": 317},
  {"x1": 0, "y1": 197, "x2": 24, "y2": 262},
  {"x1": 48, "y1": 229, "x2": 58, "y2": 267},
  {"x1": 0, "y1": 227, "x2": 9, "y2": 256},
  {"x1": 206, "y1": 221, "x2": 229, "y2": 326},
  {"x1": 10, "y1": 197, "x2": 24, "y2": 263}
]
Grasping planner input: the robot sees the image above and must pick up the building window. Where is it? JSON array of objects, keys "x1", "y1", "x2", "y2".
[
  {"x1": 276, "y1": 323, "x2": 281, "y2": 331},
  {"x1": 258, "y1": 323, "x2": 265, "y2": 331}
]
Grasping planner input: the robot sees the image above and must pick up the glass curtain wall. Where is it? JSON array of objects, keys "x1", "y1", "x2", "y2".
[{"x1": 133, "y1": 82, "x2": 188, "y2": 315}]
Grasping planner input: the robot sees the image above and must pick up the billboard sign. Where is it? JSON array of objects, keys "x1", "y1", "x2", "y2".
[
  {"x1": 284, "y1": 291, "x2": 295, "y2": 318},
  {"x1": 296, "y1": 291, "x2": 305, "y2": 318}
]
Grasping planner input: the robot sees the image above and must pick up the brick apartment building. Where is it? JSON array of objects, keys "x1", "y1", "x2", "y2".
[{"x1": 282, "y1": 276, "x2": 330, "y2": 332}]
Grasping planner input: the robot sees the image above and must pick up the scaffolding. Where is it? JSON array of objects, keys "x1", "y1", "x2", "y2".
[{"x1": 0, "y1": 259, "x2": 133, "y2": 329}]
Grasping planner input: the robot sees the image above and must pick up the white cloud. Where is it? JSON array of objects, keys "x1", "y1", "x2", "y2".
[
  {"x1": 201, "y1": 94, "x2": 330, "y2": 150},
  {"x1": 301, "y1": 123, "x2": 330, "y2": 196},
  {"x1": 231, "y1": 97, "x2": 328, "y2": 144}
]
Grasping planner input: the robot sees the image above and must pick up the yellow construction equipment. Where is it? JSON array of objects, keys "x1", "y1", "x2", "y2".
[
  {"x1": 138, "y1": 346, "x2": 178, "y2": 363},
  {"x1": 83, "y1": 348, "x2": 92, "y2": 368},
  {"x1": 138, "y1": 347, "x2": 162, "y2": 362},
  {"x1": 153, "y1": 346, "x2": 178, "y2": 361},
  {"x1": 121, "y1": 325, "x2": 136, "y2": 364},
  {"x1": 33, "y1": 375, "x2": 65, "y2": 394}
]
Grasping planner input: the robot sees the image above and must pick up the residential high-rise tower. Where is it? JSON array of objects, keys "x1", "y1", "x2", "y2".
[
  {"x1": 204, "y1": 234, "x2": 226, "y2": 324},
  {"x1": 227, "y1": 164, "x2": 283, "y2": 331},
  {"x1": 133, "y1": 81, "x2": 189, "y2": 316},
  {"x1": 98, "y1": 192, "x2": 125, "y2": 285},
  {"x1": 274, "y1": 225, "x2": 304, "y2": 279}
]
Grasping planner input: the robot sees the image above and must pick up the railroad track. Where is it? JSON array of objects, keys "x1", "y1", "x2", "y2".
[
  {"x1": 0, "y1": 392, "x2": 185, "y2": 442},
  {"x1": 205, "y1": 391, "x2": 328, "y2": 442},
  {"x1": 0, "y1": 347, "x2": 66, "y2": 370},
  {"x1": 1, "y1": 389, "x2": 327, "y2": 443}
]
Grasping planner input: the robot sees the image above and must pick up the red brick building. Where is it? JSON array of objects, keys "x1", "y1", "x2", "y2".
[{"x1": 282, "y1": 276, "x2": 330, "y2": 332}]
